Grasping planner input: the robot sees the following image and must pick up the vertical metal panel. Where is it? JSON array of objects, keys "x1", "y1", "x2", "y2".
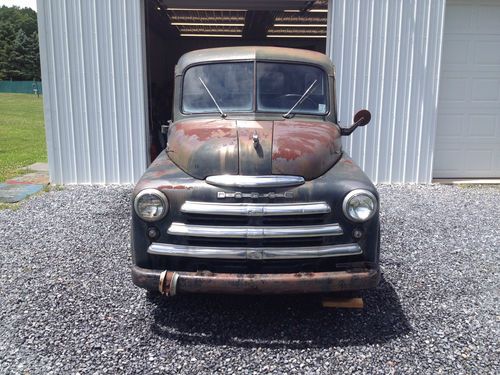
[
  {"x1": 37, "y1": 0, "x2": 148, "y2": 184},
  {"x1": 327, "y1": 0, "x2": 446, "y2": 183}
]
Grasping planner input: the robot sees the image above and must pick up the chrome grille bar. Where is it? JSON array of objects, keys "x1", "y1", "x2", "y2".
[
  {"x1": 205, "y1": 175, "x2": 305, "y2": 188},
  {"x1": 148, "y1": 242, "x2": 361, "y2": 260},
  {"x1": 167, "y1": 223, "x2": 343, "y2": 238},
  {"x1": 180, "y1": 201, "x2": 331, "y2": 216}
]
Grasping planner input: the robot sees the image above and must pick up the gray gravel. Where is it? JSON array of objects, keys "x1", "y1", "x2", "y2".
[{"x1": 0, "y1": 184, "x2": 499, "y2": 374}]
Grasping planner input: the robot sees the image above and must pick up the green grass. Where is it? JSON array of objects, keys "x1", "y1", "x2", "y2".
[
  {"x1": 0, "y1": 202, "x2": 21, "y2": 211},
  {"x1": 0, "y1": 93, "x2": 47, "y2": 182}
]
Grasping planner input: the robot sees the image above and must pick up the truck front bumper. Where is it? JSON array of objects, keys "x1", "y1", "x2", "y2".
[{"x1": 131, "y1": 265, "x2": 380, "y2": 295}]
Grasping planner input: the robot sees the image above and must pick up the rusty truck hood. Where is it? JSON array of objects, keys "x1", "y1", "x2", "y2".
[{"x1": 167, "y1": 118, "x2": 342, "y2": 180}]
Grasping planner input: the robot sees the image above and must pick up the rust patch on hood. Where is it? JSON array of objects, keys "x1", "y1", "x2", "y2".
[
  {"x1": 166, "y1": 118, "x2": 342, "y2": 181},
  {"x1": 167, "y1": 119, "x2": 238, "y2": 179},
  {"x1": 179, "y1": 126, "x2": 235, "y2": 142},
  {"x1": 272, "y1": 120, "x2": 342, "y2": 180}
]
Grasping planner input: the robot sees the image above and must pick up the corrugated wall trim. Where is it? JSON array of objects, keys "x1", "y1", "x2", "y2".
[
  {"x1": 37, "y1": 0, "x2": 148, "y2": 184},
  {"x1": 327, "y1": 0, "x2": 446, "y2": 183}
]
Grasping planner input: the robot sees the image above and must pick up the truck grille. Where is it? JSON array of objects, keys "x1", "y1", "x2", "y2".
[{"x1": 168, "y1": 201, "x2": 348, "y2": 249}]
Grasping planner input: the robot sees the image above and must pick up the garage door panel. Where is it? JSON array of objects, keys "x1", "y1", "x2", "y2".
[
  {"x1": 467, "y1": 114, "x2": 498, "y2": 137},
  {"x1": 464, "y1": 138, "x2": 500, "y2": 146},
  {"x1": 471, "y1": 79, "x2": 500, "y2": 102},
  {"x1": 434, "y1": 1, "x2": 500, "y2": 178},
  {"x1": 436, "y1": 114, "x2": 463, "y2": 137},
  {"x1": 439, "y1": 78, "x2": 467, "y2": 102},
  {"x1": 444, "y1": 5, "x2": 472, "y2": 32},
  {"x1": 441, "y1": 40, "x2": 468, "y2": 65},
  {"x1": 474, "y1": 42, "x2": 500, "y2": 65},
  {"x1": 437, "y1": 113, "x2": 499, "y2": 139},
  {"x1": 464, "y1": 150, "x2": 494, "y2": 172},
  {"x1": 494, "y1": 153, "x2": 500, "y2": 171},
  {"x1": 434, "y1": 148, "x2": 463, "y2": 172},
  {"x1": 473, "y1": 5, "x2": 500, "y2": 32}
]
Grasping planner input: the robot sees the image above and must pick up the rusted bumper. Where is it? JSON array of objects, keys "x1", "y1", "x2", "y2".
[{"x1": 131, "y1": 265, "x2": 380, "y2": 295}]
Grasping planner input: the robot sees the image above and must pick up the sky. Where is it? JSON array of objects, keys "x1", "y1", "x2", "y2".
[{"x1": 0, "y1": 0, "x2": 36, "y2": 10}]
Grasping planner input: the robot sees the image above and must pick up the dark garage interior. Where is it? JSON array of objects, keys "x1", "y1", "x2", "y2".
[{"x1": 144, "y1": 0, "x2": 328, "y2": 161}]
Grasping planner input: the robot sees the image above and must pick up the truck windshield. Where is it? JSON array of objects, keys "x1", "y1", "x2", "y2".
[
  {"x1": 257, "y1": 62, "x2": 328, "y2": 116},
  {"x1": 182, "y1": 62, "x2": 328, "y2": 116},
  {"x1": 182, "y1": 62, "x2": 254, "y2": 114}
]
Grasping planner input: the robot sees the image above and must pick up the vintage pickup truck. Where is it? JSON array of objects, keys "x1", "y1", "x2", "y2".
[{"x1": 131, "y1": 46, "x2": 380, "y2": 296}]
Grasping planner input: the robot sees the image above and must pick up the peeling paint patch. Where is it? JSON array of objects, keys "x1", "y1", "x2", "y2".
[{"x1": 272, "y1": 120, "x2": 342, "y2": 180}]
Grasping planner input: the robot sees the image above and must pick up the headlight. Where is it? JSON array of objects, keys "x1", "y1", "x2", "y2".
[
  {"x1": 134, "y1": 189, "x2": 168, "y2": 221},
  {"x1": 342, "y1": 189, "x2": 377, "y2": 222}
]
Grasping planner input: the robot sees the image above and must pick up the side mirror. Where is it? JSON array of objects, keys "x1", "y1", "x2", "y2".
[{"x1": 340, "y1": 109, "x2": 371, "y2": 136}]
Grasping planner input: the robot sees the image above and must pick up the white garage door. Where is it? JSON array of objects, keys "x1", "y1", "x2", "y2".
[{"x1": 433, "y1": 0, "x2": 500, "y2": 178}]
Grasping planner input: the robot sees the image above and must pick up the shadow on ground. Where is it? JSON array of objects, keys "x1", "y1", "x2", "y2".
[{"x1": 149, "y1": 275, "x2": 410, "y2": 348}]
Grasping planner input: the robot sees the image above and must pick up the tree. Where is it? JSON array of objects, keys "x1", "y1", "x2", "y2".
[
  {"x1": 0, "y1": 6, "x2": 40, "y2": 81},
  {"x1": 0, "y1": 21, "x2": 16, "y2": 80},
  {"x1": 7, "y1": 29, "x2": 31, "y2": 80},
  {"x1": 0, "y1": 6, "x2": 37, "y2": 36},
  {"x1": 27, "y1": 32, "x2": 41, "y2": 80}
]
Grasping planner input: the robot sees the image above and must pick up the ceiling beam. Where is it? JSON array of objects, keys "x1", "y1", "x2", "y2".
[
  {"x1": 242, "y1": 10, "x2": 278, "y2": 40},
  {"x1": 161, "y1": 0, "x2": 321, "y2": 11}
]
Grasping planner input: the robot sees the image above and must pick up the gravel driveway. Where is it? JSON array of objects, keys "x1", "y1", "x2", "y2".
[{"x1": 0, "y1": 184, "x2": 498, "y2": 374}]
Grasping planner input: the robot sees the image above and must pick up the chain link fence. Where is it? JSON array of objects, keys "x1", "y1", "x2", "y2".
[{"x1": 0, "y1": 81, "x2": 42, "y2": 95}]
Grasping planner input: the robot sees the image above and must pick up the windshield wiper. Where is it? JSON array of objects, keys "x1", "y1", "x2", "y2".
[
  {"x1": 282, "y1": 79, "x2": 318, "y2": 119},
  {"x1": 198, "y1": 77, "x2": 227, "y2": 118}
]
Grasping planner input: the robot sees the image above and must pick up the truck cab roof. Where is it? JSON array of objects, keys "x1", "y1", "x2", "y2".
[{"x1": 175, "y1": 46, "x2": 335, "y2": 77}]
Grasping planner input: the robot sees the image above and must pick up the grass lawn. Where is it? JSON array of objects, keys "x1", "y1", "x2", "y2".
[{"x1": 0, "y1": 93, "x2": 47, "y2": 182}]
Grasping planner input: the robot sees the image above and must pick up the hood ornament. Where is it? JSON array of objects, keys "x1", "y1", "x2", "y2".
[{"x1": 252, "y1": 131, "x2": 259, "y2": 148}]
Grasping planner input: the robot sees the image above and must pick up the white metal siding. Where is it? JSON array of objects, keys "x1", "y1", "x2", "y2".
[
  {"x1": 327, "y1": 0, "x2": 446, "y2": 183},
  {"x1": 37, "y1": 0, "x2": 148, "y2": 184},
  {"x1": 38, "y1": 0, "x2": 446, "y2": 184}
]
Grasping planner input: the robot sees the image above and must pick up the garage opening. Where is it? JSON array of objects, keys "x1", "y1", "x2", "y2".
[{"x1": 144, "y1": 0, "x2": 328, "y2": 161}]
